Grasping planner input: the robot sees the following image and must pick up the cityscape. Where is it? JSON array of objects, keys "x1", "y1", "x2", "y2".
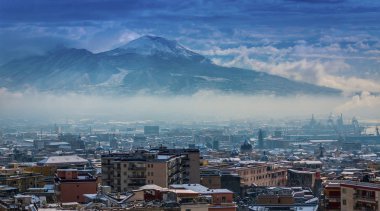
[{"x1": 1, "y1": 0, "x2": 380, "y2": 211}]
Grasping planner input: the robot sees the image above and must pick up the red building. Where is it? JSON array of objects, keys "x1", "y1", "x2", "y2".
[
  {"x1": 170, "y1": 184, "x2": 237, "y2": 211},
  {"x1": 323, "y1": 182, "x2": 341, "y2": 211},
  {"x1": 55, "y1": 169, "x2": 97, "y2": 203}
]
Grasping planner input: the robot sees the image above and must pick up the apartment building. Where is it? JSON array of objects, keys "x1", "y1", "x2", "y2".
[
  {"x1": 323, "y1": 182, "x2": 341, "y2": 211},
  {"x1": 55, "y1": 169, "x2": 97, "y2": 203},
  {"x1": 170, "y1": 184, "x2": 237, "y2": 211},
  {"x1": 287, "y1": 169, "x2": 322, "y2": 195},
  {"x1": 200, "y1": 169, "x2": 241, "y2": 194},
  {"x1": 341, "y1": 181, "x2": 380, "y2": 211},
  {"x1": 101, "y1": 148, "x2": 200, "y2": 192},
  {"x1": 226, "y1": 163, "x2": 287, "y2": 187},
  {"x1": 0, "y1": 168, "x2": 44, "y2": 192}
]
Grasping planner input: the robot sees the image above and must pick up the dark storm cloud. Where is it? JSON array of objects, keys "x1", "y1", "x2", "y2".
[
  {"x1": 0, "y1": 0, "x2": 162, "y2": 22},
  {"x1": 1, "y1": 0, "x2": 379, "y2": 30},
  {"x1": 286, "y1": 0, "x2": 346, "y2": 4},
  {"x1": 1, "y1": 0, "x2": 377, "y2": 23}
]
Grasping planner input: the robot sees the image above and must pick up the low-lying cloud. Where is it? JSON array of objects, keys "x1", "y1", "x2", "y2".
[
  {"x1": 0, "y1": 88, "x2": 379, "y2": 122},
  {"x1": 208, "y1": 49, "x2": 380, "y2": 94}
]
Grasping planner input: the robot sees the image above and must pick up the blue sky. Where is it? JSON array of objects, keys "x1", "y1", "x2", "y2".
[{"x1": 1, "y1": 0, "x2": 380, "y2": 93}]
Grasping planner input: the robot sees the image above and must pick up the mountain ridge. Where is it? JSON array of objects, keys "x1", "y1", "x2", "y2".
[{"x1": 0, "y1": 35, "x2": 341, "y2": 95}]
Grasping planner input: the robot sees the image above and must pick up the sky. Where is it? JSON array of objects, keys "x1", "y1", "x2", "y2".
[{"x1": 0, "y1": 0, "x2": 380, "y2": 121}]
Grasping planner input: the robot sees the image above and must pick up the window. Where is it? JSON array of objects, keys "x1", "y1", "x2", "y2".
[
  {"x1": 222, "y1": 196, "x2": 226, "y2": 203},
  {"x1": 185, "y1": 209, "x2": 191, "y2": 211},
  {"x1": 342, "y1": 199, "x2": 346, "y2": 205},
  {"x1": 342, "y1": 188, "x2": 346, "y2": 194}
]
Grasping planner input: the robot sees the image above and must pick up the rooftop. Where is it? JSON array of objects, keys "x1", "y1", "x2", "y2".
[
  {"x1": 38, "y1": 155, "x2": 88, "y2": 166},
  {"x1": 170, "y1": 184, "x2": 233, "y2": 194}
]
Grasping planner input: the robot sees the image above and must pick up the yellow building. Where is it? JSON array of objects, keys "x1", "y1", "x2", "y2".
[
  {"x1": 227, "y1": 163, "x2": 287, "y2": 187},
  {"x1": 0, "y1": 169, "x2": 45, "y2": 192},
  {"x1": 341, "y1": 181, "x2": 380, "y2": 211},
  {"x1": 101, "y1": 148, "x2": 200, "y2": 192}
]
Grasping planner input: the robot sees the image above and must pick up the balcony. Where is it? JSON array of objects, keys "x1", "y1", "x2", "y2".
[
  {"x1": 209, "y1": 202, "x2": 237, "y2": 209},
  {"x1": 128, "y1": 183, "x2": 145, "y2": 187},
  {"x1": 325, "y1": 196, "x2": 340, "y2": 203},
  {"x1": 128, "y1": 166, "x2": 146, "y2": 171},
  {"x1": 169, "y1": 177, "x2": 181, "y2": 184},
  {"x1": 128, "y1": 175, "x2": 146, "y2": 179},
  {"x1": 169, "y1": 169, "x2": 183, "y2": 177},
  {"x1": 354, "y1": 195, "x2": 376, "y2": 203},
  {"x1": 354, "y1": 204, "x2": 377, "y2": 211}
]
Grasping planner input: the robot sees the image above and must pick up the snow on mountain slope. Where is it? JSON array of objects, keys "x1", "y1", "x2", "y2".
[
  {"x1": 98, "y1": 68, "x2": 129, "y2": 87},
  {"x1": 0, "y1": 35, "x2": 341, "y2": 96},
  {"x1": 118, "y1": 35, "x2": 198, "y2": 57}
]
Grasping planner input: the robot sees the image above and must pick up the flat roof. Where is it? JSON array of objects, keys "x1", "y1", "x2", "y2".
[
  {"x1": 38, "y1": 155, "x2": 88, "y2": 165},
  {"x1": 288, "y1": 169, "x2": 316, "y2": 174},
  {"x1": 294, "y1": 161, "x2": 322, "y2": 165},
  {"x1": 157, "y1": 155, "x2": 173, "y2": 160},
  {"x1": 309, "y1": 140, "x2": 338, "y2": 143},
  {"x1": 250, "y1": 205, "x2": 318, "y2": 211},
  {"x1": 139, "y1": 184, "x2": 166, "y2": 191},
  {"x1": 341, "y1": 181, "x2": 380, "y2": 190},
  {"x1": 170, "y1": 184, "x2": 233, "y2": 194}
]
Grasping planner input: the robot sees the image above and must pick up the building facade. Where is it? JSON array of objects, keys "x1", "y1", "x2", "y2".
[
  {"x1": 55, "y1": 169, "x2": 97, "y2": 203},
  {"x1": 341, "y1": 181, "x2": 380, "y2": 211},
  {"x1": 227, "y1": 163, "x2": 287, "y2": 187},
  {"x1": 287, "y1": 169, "x2": 322, "y2": 194},
  {"x1": 323, "y1": 182, "x2": 341, "y2": 211},
  {"x1": 0, "y1": 169, "x2": 44, "y2": 192},
  {"x1": 101, "y1": 148, "x2": 200, "y2": 192}
]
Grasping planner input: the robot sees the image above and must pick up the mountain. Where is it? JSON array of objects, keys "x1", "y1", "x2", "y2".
[
  {"x1": 0, "y1": 35, "x2": 340, "y2": 95},
  {"x1": 108, "y1": 35, "x2": 206, "y2": 61}
]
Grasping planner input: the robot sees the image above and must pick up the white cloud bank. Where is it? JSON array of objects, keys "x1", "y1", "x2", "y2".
[{"x1": 205, "y1": 44, "x2": 380, "y2": 94}]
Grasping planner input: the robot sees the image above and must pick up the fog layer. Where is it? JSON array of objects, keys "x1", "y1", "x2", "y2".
[{"x1": 0, "y1": 88, "x2": 379, "y2": 122}]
